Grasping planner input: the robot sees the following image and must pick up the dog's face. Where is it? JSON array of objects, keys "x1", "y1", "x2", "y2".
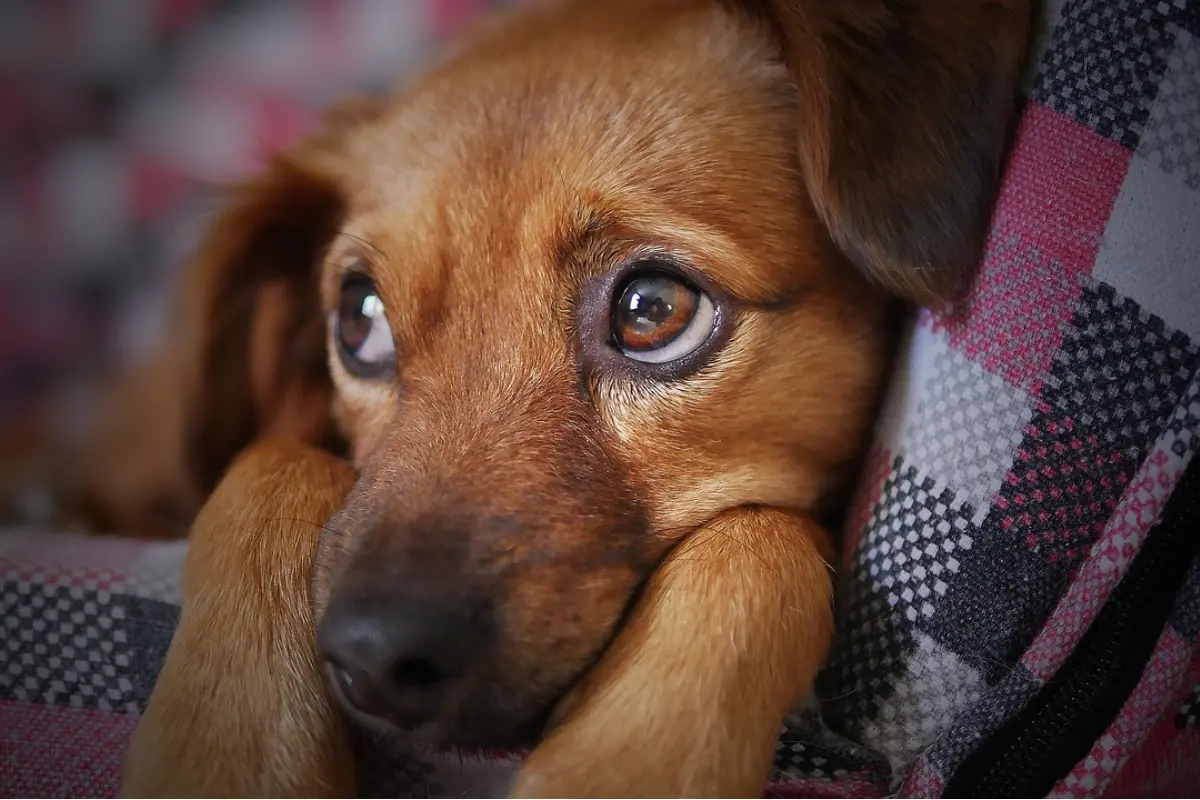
[
  {"x1": 309, "y1": 4, "x2": 892, "y2": 745},
  {"x1": 180, "y1": 0, "x2": 1030, "y2": 748}
]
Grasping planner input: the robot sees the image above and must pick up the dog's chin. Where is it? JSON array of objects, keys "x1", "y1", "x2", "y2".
[{"x1": 323, "y1": 664, "x2": 558, "y2": 752}]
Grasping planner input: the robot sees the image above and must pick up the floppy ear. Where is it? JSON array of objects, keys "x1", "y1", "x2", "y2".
[
  {"x1": 180, "y1": 97, "x2": 383, "y2": 493},
  {"x1": 733, "y1": 0, "x2": 1032, "y2": 304}
]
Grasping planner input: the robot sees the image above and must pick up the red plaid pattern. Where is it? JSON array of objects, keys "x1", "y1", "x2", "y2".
[
  {"x1": 793, "y1": 0, "x2": 1200, "y2": 793},
  {"x1": 1, "y1": 701, "x2": 138, "y2": 798},
  {"x1": 1054, "y1": 636, "x2": 1198, "y2": 796},
  {"x1": 1105, "y1": 702, "x2": 1200, "y2": 796},
  {"x1": 935, "y1": 111, "x2": 1129, "y2": 394},
  {"x1": 1022, "y1": 445, "x2": 1186, "y2": 682}
]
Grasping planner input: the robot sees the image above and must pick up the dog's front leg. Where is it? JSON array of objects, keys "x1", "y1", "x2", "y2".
[
  {"x1": 513, "y1": 507, "x2": 835, "y2": 798},
  {"x1": 121, "y1": 439, "x2": 357, "y2": 798}
]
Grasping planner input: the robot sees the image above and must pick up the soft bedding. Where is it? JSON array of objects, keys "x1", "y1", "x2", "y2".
[{"x1": 3, "y1": 0, "x2": 1199, "y2": 796}]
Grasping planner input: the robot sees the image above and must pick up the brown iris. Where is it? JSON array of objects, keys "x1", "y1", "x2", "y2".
[
  {"x1": 334, "y1": 273, "x2": 395, "y2": 378},
  {"x1": 612, "y1": 272, "x2": 699, "y2": 352}
]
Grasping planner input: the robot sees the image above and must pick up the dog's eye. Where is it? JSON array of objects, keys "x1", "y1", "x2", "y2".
[
  {"x1": 333, "y1": 275, "x2": 395, "y2": 378},
  {"x1": 612, "y1": 268, "x2": 716, "y2": 364}
]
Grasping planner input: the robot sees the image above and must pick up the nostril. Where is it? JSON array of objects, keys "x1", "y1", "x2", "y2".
[
  {"x1": 392, "y1": 657, "x2": 444, "y2": 689},
  {"x1": 332, "y1": 665, "x2": 355, "y2": 694},
  {"x1": 328, "y1": 661, "x2": 377, "y2": 714},
  {"x1": 317, "y1": 586, "x2": 490, "y2": 728}
]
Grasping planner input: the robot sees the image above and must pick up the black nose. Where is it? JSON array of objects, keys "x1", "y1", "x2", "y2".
[{"x1": 317, "y1": 589, "x2": 486, "y2": 727}]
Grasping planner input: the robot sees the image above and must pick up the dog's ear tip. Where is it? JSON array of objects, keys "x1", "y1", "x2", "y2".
[
  {"x1": 885, "y1": 265, "x2": 974, "y2": 310},
  {"x1": 825, "y1": 184, "x2": 995, "y2": 306},
  {"x1": 854, "y1": 250, "x2": 978, "y2": 309}
]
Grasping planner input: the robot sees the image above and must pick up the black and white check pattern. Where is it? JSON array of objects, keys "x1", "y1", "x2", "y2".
[
  {"x1": 904, "y1": 347, "x2": 1033, "y2": 515},
  {"x1": 1034, "y1": 0, "x2": 1185, "y2": 147},
  {"x1": 1169, "y1": 546, "x2": 1200, "y2": 640},
  {"x1": 819, "y1": 565, "x2": 917, "y2": 727},
  {"x1": 1, "y1": 581, "x2": 138, "y2": 712},
  {"x1": 819, "y1": 461, "x2": 982, "y2": 736},
  {"x1": 773, "y1": 706, "x2": 890, "y2": 782},
  {"x1": 857, "y1": 632, "x2": 986, "y2": 769},
  {"x1": 1045, "y1": 282, "x2": 1196, "y2": 459},
  {"x1": 855, "y1": 464, "x2": 977, "y2": 625},
  {"x1": 992, "y1": 280, "x2": 1196, "y2": 563}
]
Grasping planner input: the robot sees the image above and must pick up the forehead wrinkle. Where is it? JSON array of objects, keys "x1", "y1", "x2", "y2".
[{"x1": 524, "y1": 192, "x2": 622, "y2": 286}]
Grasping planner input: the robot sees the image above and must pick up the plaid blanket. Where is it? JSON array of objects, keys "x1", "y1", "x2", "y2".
[{"x1": 3, "y1": 0, "x2": 1200, "y2": 796}]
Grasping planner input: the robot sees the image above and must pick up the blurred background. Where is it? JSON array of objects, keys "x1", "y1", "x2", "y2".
[{"x1": 0, "y1": 0, "x2": 507, "y2": 427}]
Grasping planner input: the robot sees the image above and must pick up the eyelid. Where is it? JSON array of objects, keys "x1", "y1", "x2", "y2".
[
  {"x1": 615, "y1": 249, "x2": 742, "y2": 312},
  {"x1": 321, "y1": 251, "x2": 367, "y2": 307}
]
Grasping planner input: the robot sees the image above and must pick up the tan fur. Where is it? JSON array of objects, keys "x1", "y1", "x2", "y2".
[
  {"x1": 103, "y1": 0, "x2": 1031, "y2": 795},
  {"x1": 122, "y1": 439, "x2": 356, "y2": 797},
  {"x1": 513, "y1": 509, "x2": 835, "y2": 797}
]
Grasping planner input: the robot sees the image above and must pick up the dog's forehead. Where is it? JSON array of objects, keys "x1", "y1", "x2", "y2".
[
  {"x1": 332, "y1": 0, "x2": 809, "y2": 295},
  {"x1": 354, "y1": 6, "x2": 786, "y2": 188}
]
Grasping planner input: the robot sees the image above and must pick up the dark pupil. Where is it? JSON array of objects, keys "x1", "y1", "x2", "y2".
[
  {"x1": 615, "y1": 273, "x2": 695, "y2": 351},
  {"x1": 634, "y1": 293, "x2": 675, "y2": 323},
  {"x1": 620, "y1": 280, "x2": 675, "y2": 334},
  {"x1": 338, "y1": 278, "x2": 378, "y2": 355}
]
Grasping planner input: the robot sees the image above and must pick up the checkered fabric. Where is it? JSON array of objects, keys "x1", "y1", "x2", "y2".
[
  {"x1": 795, "y1": 0, "x2": 1200, "y2": 794},
  {"x1": 3, "y1": 0, "x2": 1200, "y2": 797}
]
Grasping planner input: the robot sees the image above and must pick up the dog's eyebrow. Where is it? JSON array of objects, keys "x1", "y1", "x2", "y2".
[
  {"x1": 333, "y1": 230, "x2": 386, "y2": 263},
  {"x1": 552, "y1": 204, "x2": 618, "y2": 268},
  {"x1": 550, "y1": 203, "x2": 664, "y2": 289}
]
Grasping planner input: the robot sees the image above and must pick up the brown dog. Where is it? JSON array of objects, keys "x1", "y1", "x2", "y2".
[
  {"x1": 112, "y1": 0, "x2": 1032, "y2": 796},
  {"x1": 122, "y1": 438, "x2": 835, "y2": 797}
]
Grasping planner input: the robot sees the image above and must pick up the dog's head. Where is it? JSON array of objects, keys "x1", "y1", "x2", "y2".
[{"x1": 181, "y1": 0, "x2": 1029, "y2": 748}]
